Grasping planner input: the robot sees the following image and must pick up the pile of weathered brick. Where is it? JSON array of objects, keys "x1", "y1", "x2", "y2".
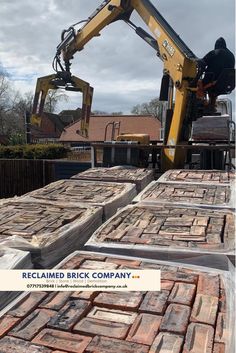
[
  {"x1": 0, "y1": 252, "x2": 230, "y2": 353},
  {"x1": 23, "y1": 179, "x2": 137, "y2": 220},
  {"x1": 0, "y1": 168, "x2": 234, "y2": 352},
  {"x1": 0, "y1": 248, "x2": 32, "y2": 310},
  {"x1": 71, "y1": 166, "x2": 154, "y2": 193}
]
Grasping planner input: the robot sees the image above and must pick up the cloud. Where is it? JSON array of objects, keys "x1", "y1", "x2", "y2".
[{"x1": 0, "y1": 0, "x2": 235, "y2": 113}]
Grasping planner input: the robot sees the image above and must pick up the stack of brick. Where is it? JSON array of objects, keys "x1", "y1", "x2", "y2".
[
  {"x1": 158, "y1": 169, "x2": 235, "y2": 185},
  {"x1": 134, "y1": 181, "x2": 233, "y2": 209},
  {"x1": 0, "y1": 251, "x2": 232, "y2": 353},
  {"x1": 71, "y1": 166, "x2": 154, "y2": 193},
  {"x1": 23, "y1": 179, "x2": 137, "y2": 221},
  {"x1": 0, "y1": 201, "x2": 102, "y2": 268},
  {"x1": 86, "y1": 204, "x2": 235, "y2": 255},
  {"x1": 0, "y1": 248, "x2": 32, "y2": 310}
]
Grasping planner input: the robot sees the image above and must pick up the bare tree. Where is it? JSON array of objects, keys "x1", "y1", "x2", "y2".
[
  {"x1": 131, "y1": 97, "x2": 162, "y2": 121},
  {"x1": 44, "y1": 89, "x2": 68, "y2": 113}
]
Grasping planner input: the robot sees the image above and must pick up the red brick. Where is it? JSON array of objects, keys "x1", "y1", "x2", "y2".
[
  {"x1": 9, "y1": 309, "x2": 55, "y2": 340},
  {"x1": 149, "y1": 332, "x2": 184, "y2": 353},
  {"x1": 161, "y1": 280, "x2": 174, "y2": 291},
  {"x1": 215, "y1": 313, "x2": 227, "y2": 344},
  {"x1": 79, "y1": 260, "x2": 118, "y2": 269},
  {"x1": 127, "y1": 313, "x2": 161, "y2": 345},
  {"x1": 39, "y1": 292, "x2": 72, "y2": 310},
  {"x1": 161, "y1": 271, "x2": 198, "y2": 284},
  {"x1": 94, "y1": 292, "x2": 143, "y2": 311},
  {"x1": 32, "y1": 328, "x2": 91, "y2": 353},
  {"x1": 190, "y1": 294, "x2": 218, "y2": 325},
  {"x1": 0, "y1": 315, "x2": 20, "y2": 338},
  {"x1": 70, "y1": 291, "x2": 98, "y2": 300},
  {"x1": 168, "y1": 282, "x2": 196, "y2": 306},
  {"x1": 183, "y1": 323, "x2": 214, "y2": 353},
  {"x1": 87, "y1": 306, "x2": 137, "y2": 324},
  {"x1": 213, "y1": 343, "x2": 226, "y2": 353},
  {"x1": 8, "y1": 292, "x2": 47, "y2": 318},
  {"x1": 47, "y1": 300, "x2": 91, "y2": 331},
  {"x1": 74, "y1": 317, "x2": 129, "y2": 339},
  {"x1": 139, "y1": 291, "x2": 169, "y2": 315},
  {"x1": 85, "y1": 335, "x2": 149, "y2": 353},
  {"x1": 53, "y1": 351, "x2": 68, "y2": 353},
  {"x1": 0, "y1": 336, "x2": 52, "y2": 352},
  {"x1": 197, "y1": 274, "x2": 220, "y2": 297},
  {"x1": 219, "y1": 288, "x2": 226, "y2": 312},
  {"x1": 62, "y1": 256, "x2": 84, "y2": 269},
  {"x1": 106, "y1": 258, "x2": 141, "y2": 267},
  {"x1": 160, "y1": 304, "x2": 190, "y2": 335}
]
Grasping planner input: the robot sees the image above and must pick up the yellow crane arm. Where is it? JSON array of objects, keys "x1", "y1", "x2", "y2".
[{"x1": 32, "y1": 0, "x2": 199, "y2": 167}]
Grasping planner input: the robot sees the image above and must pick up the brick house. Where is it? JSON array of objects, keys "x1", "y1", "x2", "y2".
[
  {"x1": 30, "y1": 112, "x2": 66, "y2": 143},
  {"x1": 59, "y1": 115, "x2": 162, "y2": 146}
]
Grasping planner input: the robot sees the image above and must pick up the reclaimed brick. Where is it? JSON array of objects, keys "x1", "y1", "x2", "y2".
[
  {"x1": 73, "y1": 317, "x2": 129, "y2": 339},
  {"x1": 0, "y1": 316, "x2": 20, "y2": 338},
  {"x1": 85, "y1": 335, "x2": 149, "y2": 353},
  {"x1": 94, "y1": 292, "x2": 143, "y2": 311},
  {"x1": 106, "y1": 258, "x2": 141, "y2": 267},
  {"x1": 168, "y1": 282, "x2": 196, "y2": 306},
  {"x1": 47, "y1": 300, "x2": 91, "y2": 331},
  {"x1": 39, "y1": 292, "x2": 72, "y2": 311},
  {"x1": 149, "y1": 332, "x2": 184, "y2": 353},
  {"x1": 190, "y1": 294, "x2": 218, "y2": 325},
  {"x1": 9, "y1": 309, "x2": 55, "y2": 340},
  {"x1": 8, "y1": 292, "x2": 47, "y2": 318},
  {"x1": 160, "y1": 304, "x2": 190, "y2": 335},
  {"x1": 139, "y1": 291, "x2": 169, "y2": 315},
  {"x1": 127, "y1": 313, "x2": 162, "y2": 345},
  {"x1": 79, "y1": 260, "x2": 118, "y2": 269},
  {"x1": 219, "y1": 288, "x2": 226, "y2": 312},
  {"x1": 0, "y1": 336, "x2": 52, "y2": 353},
  {"x1": 71, "y1": 167, "x2": 154, "y2": 193},
  {"x1": 70, "y1": 292, "x2": 98, "y2": 301},
  {"x1": 197, "y1": 274, "x2": 220, "y2": 297},
  {"x1": 161, "y1": 271, "x2": 198, "y2": 284},
  {"x1": 183, "y1": 323, "x2": 214, "y2": 353},
  {"x1": 215, "y1": 313, "x2": 227, "y2": 344},
  {"x1": 161, "y1": 280, "x2": 174, "y2": 291},
  {"x1": 213, "y1": 343, "x2": 226, "y2": 353},
  {"x1": 32, "y1": 328, "x2": 92, "y2": 353},
  {"x1": 87, "y1": 306, "x2": 137, "y2": 324}
]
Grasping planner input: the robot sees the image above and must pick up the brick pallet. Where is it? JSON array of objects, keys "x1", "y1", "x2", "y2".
[
  {"x1": 134, "y1": 181, "x2": 234, "y2": 209},
  {"x1": 23, "y1": 179, "x2": 136, "y2": 221},
  {"x1": 0, "y1": 201, "x2": 102, "y2": 268},
  {"x1": 71, "y1": 166, "x2": 154, "y2": 193},
  {"x1": 158, "y1": 169, "x2": 235, "y2": 185},
  {"x1": 85, "y1": 204, "x2": 235, "y2": 259},
  {"x1": 0, "y1": 251, "x2": 233, "y2": 353},
  {"x1": 0, "y1": 248, "x2": 32, "y2": 310}
]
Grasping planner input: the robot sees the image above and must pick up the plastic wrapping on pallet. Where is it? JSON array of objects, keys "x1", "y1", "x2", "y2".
[
  {"x1": 0, "y1": 247, "x2": 32, "y2": 310},
  {"x1": 71, "y1": 166, "x2": 154, "y2": 193},
  {"x1": 0, "y1": 251, "x2": 234, "y2": 353},
  {"x1": 0, "y1": 200, "x2": 102, "y2": 268},
  {"x1": 22, "y1": 179, "x2": 137, "y2": 221},
  {"x1": 133, "y1": 180, "x2": 235, "y2": 209},
  {"x1": 85, "y1": 204, "x2": 235, "y2": 258},
  {"x1": 158, "y1": 169, "x2": 235, "y2": 185}
]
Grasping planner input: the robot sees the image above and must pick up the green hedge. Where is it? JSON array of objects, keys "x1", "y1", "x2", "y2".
[{"x1": 0, "y1": 144, "x2": 68, "y2": 159}]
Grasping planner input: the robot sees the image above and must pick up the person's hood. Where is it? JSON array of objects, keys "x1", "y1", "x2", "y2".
[{"x1": 215, "y1": 37, "x2": 227, "y2": 49}]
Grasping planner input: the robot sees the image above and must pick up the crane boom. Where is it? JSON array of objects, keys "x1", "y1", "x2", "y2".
[{"x1": 31, "y1": 0, "x2": 200, "y2": 168}]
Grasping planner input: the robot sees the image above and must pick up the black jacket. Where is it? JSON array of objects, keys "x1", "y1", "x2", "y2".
[{"x1": 202, "y1": 37, "x2": 235, "y2": 80}]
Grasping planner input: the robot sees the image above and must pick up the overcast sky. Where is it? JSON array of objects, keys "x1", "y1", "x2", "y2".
[{"x1": 0, "y1": 0, "x2": 235, "y2": 113}]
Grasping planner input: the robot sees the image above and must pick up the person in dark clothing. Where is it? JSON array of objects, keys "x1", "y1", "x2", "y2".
[
  {"x1": 197, "y1": 37, "x2": 235, "y2": 109},
  {"x1": 202, "y1": 37, "x2": 235, "y2": 85}
]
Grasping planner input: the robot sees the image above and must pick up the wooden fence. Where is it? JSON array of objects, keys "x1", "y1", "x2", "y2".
[{"x1": 0, "y1": 159, "x2": 91, "y2": 198}]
